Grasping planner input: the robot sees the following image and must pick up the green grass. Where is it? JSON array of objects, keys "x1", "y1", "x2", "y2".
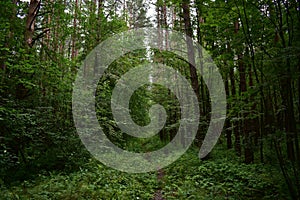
[{"x1": 1, "y1": 143, "x2": 287, "y2": 200}]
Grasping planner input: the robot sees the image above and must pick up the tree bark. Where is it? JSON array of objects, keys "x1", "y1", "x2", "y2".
[
  {"x1": 71, "y1": 0, "x2": 78, "y2": 59},
  {"x1": 25, "y1": 0, "x2": 40, "y2": 47},
  {"x1": 233, "y1": 20, "x2": 241, "y2": 156},
  {"x1": 181, "y1": 0, "x2": 200, "y2": 100},
  {"x1": 182, "y1": 0, "x2": 202, "y2": 147}
]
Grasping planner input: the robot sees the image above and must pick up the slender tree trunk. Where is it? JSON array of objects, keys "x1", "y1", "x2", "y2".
[
  {"x1": 71, "y1": 0, "x2": 78, "y2": 59},
  {"x1": 224, "y1": 39, "x2": 232, "y2": 149},
  {"x1": 238, "y1": 53, "x2": 253, "y2": 163},
  {"x1": 182, "y1": 0, "x2": 204, "y2": 147},
  {"x1": 97, "y1": 0, "x2": 103, "y2": 42},
  {"x1": 275, "y1": 0, "x2": 297, "y2": 162},
  {"x1": 233, "y1": 20, "x2": 241, "y2": 156},
  {"x1": 182, "y1": 0, "x2": 202, "y2": 147},
  {"x1": 156, "y1": 4, "x2": 162, "y2": 50},
  {"x1": 25, "y1": 0, "x2": 40, "y2": 47},
  {"x1": 225, "y1": 74, "x2": 232, "y2": 149},
  {"x1": 162, "y1": 1, "x2": 168, "y2": 49},
  {"x1": 195, "y1": 1, "x2": 206, "y2": 117},
  {"x1": 181, "y1": 0, "x2": 199, "y2": 100}
]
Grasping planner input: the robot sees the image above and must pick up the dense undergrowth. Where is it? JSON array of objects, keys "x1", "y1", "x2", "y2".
[{"x1": 1, "y1": 141, "x2": 288, "y2": 200}]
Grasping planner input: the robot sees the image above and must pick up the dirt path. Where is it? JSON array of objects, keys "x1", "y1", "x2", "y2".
[{"x1": 153, "y1": 168, "x2": 166, "y2": 200}]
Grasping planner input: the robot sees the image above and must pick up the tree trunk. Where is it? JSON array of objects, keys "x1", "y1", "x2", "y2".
[
  {"x1": 25, "y1": 0, "x2": 40, "y2": 47},
  {"x1": 162, "y1": 1, "x2": 168, "y2": 49},
  {"x1": 225, "y1": 74, "x2": 232, "y2": 149},
  {"x1": 182, "y1": 0, "x2": 202, "y2": 147},
  {"x1": 195, "y1": 1, "x2": 206, "y2": 117},
  {"x1": 71, "y1": 0, "x2": 78, "y2": 59},
  {"x1": 233, "y1": 20, "x2": 241, "y2": 156}
]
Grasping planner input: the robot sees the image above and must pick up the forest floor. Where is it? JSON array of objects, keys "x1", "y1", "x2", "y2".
[{"x1": 1, "y1": 143, "x2": 288, "y2": 199}]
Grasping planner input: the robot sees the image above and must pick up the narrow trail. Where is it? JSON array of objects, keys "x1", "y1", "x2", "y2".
[
  {"x1": 144, "y1": 151, "x2": 166, "y2": 200},
  {"x1": 153, "y1": 168, "x2": 166, "y2": 200}
]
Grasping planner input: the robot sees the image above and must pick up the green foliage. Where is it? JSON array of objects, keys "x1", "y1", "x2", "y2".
[
  {"x1": 0, "y1": 0, "x2": 299, "y2": 199},
  {"x1": 0, "y1": 147, "x2": 285, "y2": 199},
  {"x1": 162, "y1": 148, "x2": 284, "y2": 199},
  {"x1": 1, "y1": 160, "x2": 157, "y2": 199}
]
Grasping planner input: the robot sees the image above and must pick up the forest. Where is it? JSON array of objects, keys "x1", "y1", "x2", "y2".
[{"x1": 1, "y1": 0, "x2": 300, "y2": 199}]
